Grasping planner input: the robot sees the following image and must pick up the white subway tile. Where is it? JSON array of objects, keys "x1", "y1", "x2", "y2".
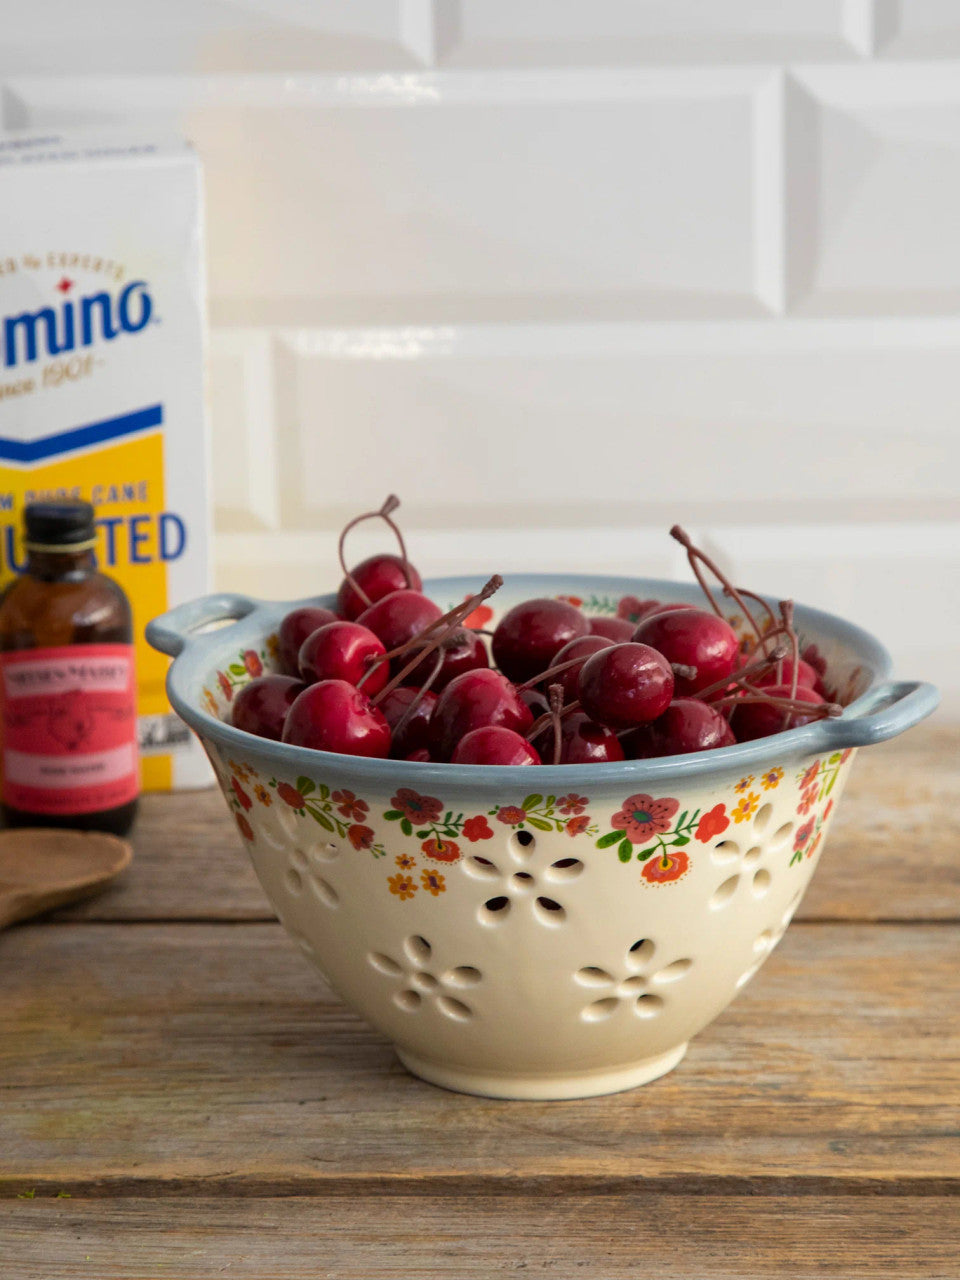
[
  {"x1": 207, "y1": 329, "x2": 280, "y2": 531},
  {"x1": 787, "y1": 63, "x2": 960, "y2": 314},
  {"x1": 0, "y1": 2, "x2": 420, "y2": 74},
  {"x1": 877, "y1": 2, "x2": 960, "y2": 59},
  {"x1": 434, "y1": 1, "x2": 860, "y2": 66},
  {"x1": 270, "y1": 318, "x2": 960, "y2": 532},
  {"x1": 5, "y1": 69, "x2": 771, "y2": 323}
]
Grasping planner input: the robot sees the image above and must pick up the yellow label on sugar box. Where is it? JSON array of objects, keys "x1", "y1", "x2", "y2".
[{"x1": 0, "y1": 132, "x2": 211, "y2": 789}]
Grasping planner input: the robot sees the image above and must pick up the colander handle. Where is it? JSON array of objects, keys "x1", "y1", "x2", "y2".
[
  {"x1": 146, "y1": 593, "x2": 259, "y2": 657},
  {"x1": 816, "y1": 680, "x2": 939, "y2": 748}
]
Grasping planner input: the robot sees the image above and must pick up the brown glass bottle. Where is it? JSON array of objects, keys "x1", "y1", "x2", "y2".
[{"x1": 0, "y1": 501, "x2": 138, "y2": 835}]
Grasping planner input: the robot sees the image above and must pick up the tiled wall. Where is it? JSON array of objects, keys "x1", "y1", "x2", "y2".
[{"x1": 3, "y1": 2, "x2": 958, "y2": 708}]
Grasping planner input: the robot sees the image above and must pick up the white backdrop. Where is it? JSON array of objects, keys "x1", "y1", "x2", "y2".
[{"x1": 3, "y1": 1, "x2": 958, "y2": 709}]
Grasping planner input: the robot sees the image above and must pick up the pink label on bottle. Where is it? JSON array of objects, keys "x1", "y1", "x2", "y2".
[{"x1": 0, "y1": 644, "x2": 139, "y2": 815}]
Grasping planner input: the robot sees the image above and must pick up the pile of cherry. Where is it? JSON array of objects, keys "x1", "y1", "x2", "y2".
[{"x1": 229, "y1": 497, "x2": 842, "y2": 766}]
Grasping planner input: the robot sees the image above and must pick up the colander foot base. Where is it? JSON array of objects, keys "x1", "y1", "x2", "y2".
[{"x1": 395, "y1": 1042, "x2": 688, "y2": 1100}]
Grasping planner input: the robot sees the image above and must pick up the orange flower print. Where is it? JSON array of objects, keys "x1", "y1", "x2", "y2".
[
  {"x1": 461, "y1": 598, "x2": 493, "y2": 629},
  {"x1": 348, "y1": 824, "x2": 375, "y2": 851},
  {"x1": 421, "y1": 837, "x2": 461, "y2": 863},
  {"x1": 217, "y1": 671, "x2": 233, "y2": 702},
  {"x1": 266, "y1": 633, "x2": 280, "y2": 663},
  {"x1": 794, "y1": 819, "x2": 815, "y2": 852},
  {"x1": 641, "y1": 849, "x2": 690, "y2": 885},
  {"x1": 203, "y1": 688, "x2": 218, "y2": 715},
  {"x1": 254, "y1": 784, "x2": 272, "y2": 806},
  {"x1": 463, "y1": 815, "x2": 494, "y2": 842},
  {"x1": 797, "y1": 785, "x2": 818, "y2": 816},
  {"x1": 235, "y1": 812, "x2": 254, "y2": 841},
  {"x1": 421, "y1": 869, "x2": 446, "y2": 896},
  {"x1": 823, "y1": 799, "x2": 834, "y2": 821},
  {"x1": 388, "y1": 873, "x2": 418, "y2": 901},
  {"x1": 231, "y1": 777, "x2": 252, "y2": 811},
  {"x1": 695, "y1": 803, "x2": 729, "y2": 843},
  {"x1": 243, "y1": 649, "x2": 263, "y2": 678},
  {"x1": 800, "y1": 762, "x2": 820, "y2": 790},
  {"x1": 395, "y1": 853, "x2": 417, "y2": 871},
  {"x1": 732, "y1": 791, "x2": 760, "y2": 824},
  {"x1": 557, "y1": 793, "x2": 588, "y2": 816},
  {"x1": 276, "y1": 781, "x2": 307, "y2": 810},
  {"x1": 840, "y1": 749, "x2": 852, "y2": 764},
  {"x1": 391, "y1": 788, "x2": 443, "y2": 825},
  {"x1": 557, "y1": 594, "x2": 583, "y2": 608},
  {"x1": 332, "y1": 789, "x2": 368, "y2": 822},
  {"x1": 734, "y1": 775, "x2": 755, "y2": 794},
  {"x1": 806, "y1": 832, "x2": 822, "y2": 859},
  {"x1": 566, "y1": 814, "x2": 590, "y2": 837},
  {"x1": 760, "y1": 767, "x2": 783, "y2": 790}
]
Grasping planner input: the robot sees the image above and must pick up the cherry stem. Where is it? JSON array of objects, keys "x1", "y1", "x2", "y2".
[
  {"x1": 527, "y1": 699, "x2": 580, "y2": 743},
  {"x1": 390, "y1": 647, "x2": 446, "y2": 742},
  {"x1": 518, "y1": 653, "x2": 591, "y2": 692},
  {"x1": 669, "y1": 525, "x2": 764, "y2": 644},
  {"x1": 781, "y1": 600, "x2": 799, "y2": 708},
  {"x1": 371, "y1": 575, "x2": 503, "y2": 705},
  {"x1": 712, "y1": 686, "x2": 842, "y2": 717},
  {"x1": 337, "y1": 494, "x2": 415, "y2": 608},
  {"x1": 697, "y1": 640, "x2": 789, "y2": 702},
  {"x1": 548, "y1": 684, "x2": 564, "y2": 766}
]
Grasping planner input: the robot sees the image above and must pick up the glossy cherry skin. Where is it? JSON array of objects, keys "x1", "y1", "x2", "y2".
[
  {"x1": 297, "y1": 621, "x2": 387, "y2": 694},
  {"x1": 277, "y1": 606, "x2": 339, "y2": 676},
  {"x1": 452, "y1": 726, "x2": 541, "y2": 766},
  {"x1": 379, "y1": 686, "x2": 438, "y2": 759},
  {"x1": 558, "y1": 712, "x2": 625, "y2": 764},
  {"x1": 730, "y1": 683, "x2": 825, "y2": 742},
  {"x1": 282, "y1": 679, "x2": 391, "y2": 757},
  {"x1": 588, "y1": 615, "x2": 635, "y2": 643},
  {"x1": 623, "y1": 698, "x2": 735, "y2": 759},
  {"x1": 399, "y1": 627, "x2": 489, "y2": 692},
  {"x1": 549, "y1": 634, "x2": 613, "y2": 702},
  {"x1": 429, "y1": 669, "x2": 534, "y2": 762},
  {"x1": 357, "y1": 589, "x2": 442, "y2": 654},
  {"x1": 405, "y1": 748, "x2": 431, "y2": 763},
  {"x1": 337, "y1": 554, "x2": 422, "y2": 621},
  {"x1": 753, "y1": 657, "x2": 821, "y2": 693},
  {"x1": 519, "y1": 686, "x2": 551, "y2": 719},
  {"x1": 491, "y1": 598, "x2": 589, "y2": 684},
  {"x1": 578, "y1": 642, "x2": 674, "y2": 728},
  {"x1": 231, "y1": 675, "x2": 306, "y2": 741},
  {"x1": 632, "y1": 607, "x2": 739, "y2": 697}
]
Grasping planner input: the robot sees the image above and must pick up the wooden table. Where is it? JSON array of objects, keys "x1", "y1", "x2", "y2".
[{"x1": 2, "y1": 725, "x2": 958, "y2": 1278}]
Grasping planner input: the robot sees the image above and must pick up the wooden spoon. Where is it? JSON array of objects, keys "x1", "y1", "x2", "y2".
[{"x1": 0, "y1": 828, "x2": 132, "y2": 929}]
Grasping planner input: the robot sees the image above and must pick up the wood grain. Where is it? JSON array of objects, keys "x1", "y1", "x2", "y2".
[
  {"x1": 50, "y1": 726, "x2": 960, "y2": 924},
  {"x1": 1, "y1": 920, "x2": 957, "y2": 1190},
  {"x1": 3, "y1": 1194, "x2": 959, "y2": 1279}
]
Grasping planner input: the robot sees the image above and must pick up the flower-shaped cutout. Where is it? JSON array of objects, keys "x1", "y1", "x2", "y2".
[
  {"x1": 462, "y1": 831, "x2": 584, "y2": 927},
  {"x1": 574, "y1": 938, "x2": 691, "y2": 1022},
  {"x1": 367, "y1": 934, "x2": 482, "y2": 1021}
]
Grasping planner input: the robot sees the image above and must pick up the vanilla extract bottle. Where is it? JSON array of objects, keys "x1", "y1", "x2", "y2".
[{"x1": 0, "y1": 500, "x2": 139, "y2": 835}]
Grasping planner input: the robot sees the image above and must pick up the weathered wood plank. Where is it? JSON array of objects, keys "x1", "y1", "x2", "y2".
[
  {"x1": 50, "y1": 725, "x2": 959, "y2": 924},
  {"x1": 1, "y1": 921, "x2": 957, "y2": 1187},
  {"x1": 3, "y1": 1194, "x2": 959, "y2": 1279}
]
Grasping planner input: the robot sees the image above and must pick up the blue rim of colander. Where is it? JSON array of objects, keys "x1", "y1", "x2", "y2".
[{"x1": 147, "y1": 574, "x2": 939, "y2": 791}]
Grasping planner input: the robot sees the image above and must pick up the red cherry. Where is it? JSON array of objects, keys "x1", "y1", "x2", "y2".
[
  {"x1": 519, "y1": 686, "x2": 551, "y2": 719},
  {"x1": 730, "y1": 684, "x2": 825, "y2": 742},
  {"x1": 588, "y1": 615, "x2": 635, "y2": 642},
  {"x1": 337, "y1": 553, "x2": 422, "y2": 621},
  {"x1": 452, "y1": 726, "x2": 541, "y2": 766},
  {"x1": 623, "y1": 698, "x2": 735, "y2": 758},
  {"x1": 753, "y1": 657, "x2": 820, "y2": 693},
  {"x1": 379, "y1": 686, "x2": 438, "y2": 759},
  {"x1": 491, "y1": 598, "x2": 589, "y2": 683},
  {"x1": 282, "y1": 679, "x2": 391, "y2": 757},
  {"x1": 405, "y1": 748, "x2": 431, "y2": 763},
  {"x1": 558, "y1": 712, "x2": 625, "y2": 764},
  {"x1": 632, "y1": 607, "x2": 739, "y2": 696},
  {"x1": 357, "y1": 589, "x2": 442, "y2": 653},
  {"x1": 429, "y1": 669, "x2": 534, "y2": 762},
  {"x1": 578, "y1": 642, "x2": 674, "y2": 728},
  {"x1": 297, "y1": 621, "x2": 387, "y2": 694},
  {"x1": 277, "y1": 606, "x2": 338, "y2": 676},
  {"x1": 549, "y1": 633, "x2": 613, "y2": 701},
  {"x1": 398, "y1": 626, "x2": 489, "y2": 692},
  {"x1": 231, "y1": 675, "x2": 306, "y2": 741}
]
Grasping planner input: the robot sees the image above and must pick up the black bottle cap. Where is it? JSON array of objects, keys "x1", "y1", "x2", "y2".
[{"x1": 24, "y1": 500, "x2": 96, "y2": 547}]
